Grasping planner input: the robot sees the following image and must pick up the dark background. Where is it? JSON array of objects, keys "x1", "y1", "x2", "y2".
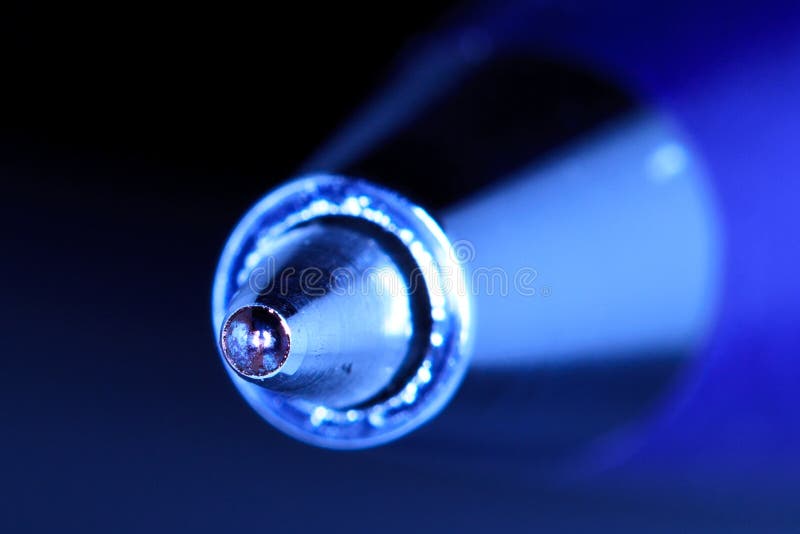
[
  {"x1": 3, "y1": 2, "x2": 456, "y2": 199},
  {"x1": 2, "y1": 3, "x2": 486, "y2": 532},
  {"x1": 3, "y1": 2, "x2": 800, "y2": 532}
]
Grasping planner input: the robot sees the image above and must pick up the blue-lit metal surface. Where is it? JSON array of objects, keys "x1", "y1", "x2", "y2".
[
  {"x1": 216, "y1": 110, "x2": 723, "y2": 455},
  {"x1": 213, "y1": 175, "x2": 471, "y2": 448}
]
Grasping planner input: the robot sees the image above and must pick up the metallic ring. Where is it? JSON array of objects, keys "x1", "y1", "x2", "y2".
[{"x1": 212, "y1": 174, "x2": 472, "y2": 448}]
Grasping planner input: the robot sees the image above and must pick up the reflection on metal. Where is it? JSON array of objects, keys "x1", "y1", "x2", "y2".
[
  {"x1": 212, "y1": 112, "x2": 720, "y2": 449},
  {"x1": 220, "y1": 222, "x2": 415, "y2": 408},
  {"x1": 212, "y1": 176, "x2": 471, "y2": 449}
]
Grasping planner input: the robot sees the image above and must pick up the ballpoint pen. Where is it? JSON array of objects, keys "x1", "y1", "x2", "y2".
[
  {"x1": 212, "y1": 17, "x2": 719, "y2": 453},
  {"x1": 212, "y1": 0, "x2": 800, "y2": 479}
]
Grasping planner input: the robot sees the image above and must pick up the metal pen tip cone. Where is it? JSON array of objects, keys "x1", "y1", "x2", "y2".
[
  {"x1": 216, "y1": 220, "x2": 432, "y2": 409},
  {"x1": 220, "y1": 305, "x2": 291, "y2": 379},
  {"x1": 212, "y1": 176, "x2": 471, "y2": 445}
]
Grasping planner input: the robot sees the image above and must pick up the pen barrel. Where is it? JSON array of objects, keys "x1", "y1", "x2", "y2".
[{"x1": 443, "y1": 112, "x2": 719, "y2": 370}]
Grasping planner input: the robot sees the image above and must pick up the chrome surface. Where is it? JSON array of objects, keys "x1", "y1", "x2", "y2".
[
  {"x1": 221, "y1": 304, "x2": 291, "y2": 378},
  {"x1": 212, "y1": 175, "x2": 471, "y2": 448},
  {"x1": 219, "y1": 222, "x2": 423, "y2": 408},
  {"x1": 213, "y1": 116, "x2": 720, "y2": 452}
]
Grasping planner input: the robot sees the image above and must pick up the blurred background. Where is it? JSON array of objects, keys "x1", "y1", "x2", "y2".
[{"x1": 3, "y1": 0, "x2": 800, "y2": 531}]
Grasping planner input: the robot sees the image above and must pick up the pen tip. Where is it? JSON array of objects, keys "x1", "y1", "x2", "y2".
[{"x1": 220, "y1": 305, "x2": 291, "y2": 379}]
